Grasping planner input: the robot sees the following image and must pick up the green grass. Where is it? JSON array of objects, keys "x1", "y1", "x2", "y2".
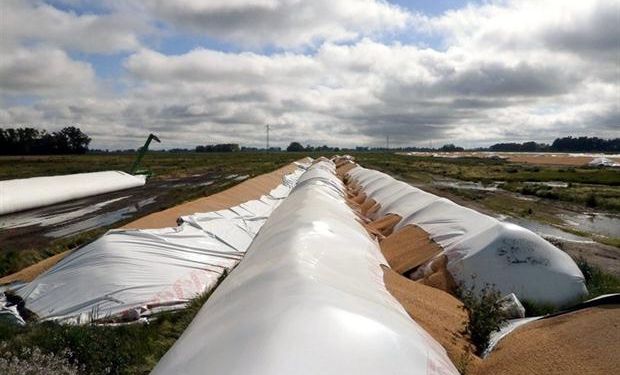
[
  {"x1": 576, "y1": 258, "x2": 620, "y2": 298},
  {"x1": 0, "y1": 273, "x2": 227, "y2": 375},
  {"x1": 354, "y1": 154, "x2": 619, "y2": 208},
  {"x1": 457, "y1": 282, "x2": 508, "y2": 356},
  {"x1": 0, "y1": 228, "x2": 108, "y2": 278},
  {"x1": 520, "y1": 259, "x2": 620, "y2": 317},
  {"x1": 520, "y1": 300, "x2": 558, "y2": 317},
  {"x1": 354, "y1": 153, "x2": 620, "y2": 186},
  {"x1": 0, "y1": 152, "x2": 308, "y2": 180}
]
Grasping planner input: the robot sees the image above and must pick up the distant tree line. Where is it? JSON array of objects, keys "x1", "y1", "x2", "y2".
[
  {"x1": 439, "y1": 144, "x2": 465, "y2": 152},
  {"x1": 489, "y1": 141, "x2": 549, "y2": 152},
  {"x1": 550, "y1": 137, "x2": 619, "y2": 152},
  {"x1": 488, "y1": 137, "x2": 619, "y2": 153},
  {"x1": 0, "y1": 127, "x2": 91, "y2": 155},
  {"x1": 286, "y1": 142, "x2": 342, "y2": 152},
  {"x1": 195, "y1": 143, "x2": 240, "y2": 152}
]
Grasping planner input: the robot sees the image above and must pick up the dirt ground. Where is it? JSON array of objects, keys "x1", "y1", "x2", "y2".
[
  {"x1": 402, "y1": 152, "x2": 620, "y2": 166},
  {"x1": 475, "y1": 305, "x2": 620, "y2": 375},
  {"x1": 504, "y1": 154, "x2": 599, "y2": 166},
  {"x1": 0, "y1": 251, "x2": 70, "y2": 284},
  {"x1": 124, "y1": 163, "x2": 298, "y2": 229},
  {"x1": 0, "y1": 172, "x2": 222, "y2": 252}
]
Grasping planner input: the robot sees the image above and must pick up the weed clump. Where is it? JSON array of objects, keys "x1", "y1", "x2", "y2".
[
  {"x1": 0, "y1": 272, "x2": 228, "y2": 374},
  {"x1": 0, "y1": 344, "x2": 83, "y2": 375},
  {"x1": 576, "y1": 258, "x2": 620, "y2": 297},
  {"x1": 457, "y1": 282, "x2": 508, "y2": 356},
  {"x1": 585, "y1": 193, "x2": 597, "y2": 208},
  {"x1": 520, "y1": 300, "x2": 557, "y2": 317}
]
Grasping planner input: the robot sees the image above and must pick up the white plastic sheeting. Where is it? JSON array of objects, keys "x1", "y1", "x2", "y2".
[
  {"x1": 152, "y1": 161, "x2": 459, "y2": 375},
  {"x1": 347, "y1": 166, "x2": 587, "y2": 306},
  {"x1": 0, "y1": 171, "x2": 146, "y2": 215},
  {"x1": 12, "y1": 167, "x2": 306, "y2": 323},
  {"x1": 588, "y1": 157, "x2": 620, "y2": 167},
  {"x1": 0, "y1": 293, "x2": 25, "y2": 326}
]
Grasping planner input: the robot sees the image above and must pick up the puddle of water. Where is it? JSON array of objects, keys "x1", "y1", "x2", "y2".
[
  {"x1": 169, "y1": 179, "x2": 216, "y2": 188},
  {"x1": 434, "y1": 180, "x2": 500, "y2": 191},
  {"x1": 524, "y1": 181, "x2": 569, "y2": 188},
  {"x1": 513, "y1": 195, "x2": 537, "y2": 201},
  {"x1": 0, "y1": 196, "x2": 129, "y2": 230},
  {"x1": 500, "y1": 216, "x2": 593, "y2": 243},
  {"x1": 559, "y1": 213, "x2": 620, "y2": 238},
  {"x1": 233, "y1": 175, "x2": 250, "y2": 182},
  {"x1": 225, "y1": 174, "x2": 239, "y2": 179},
  {"x1": 45, "y1": 197, "x2": 157, "y2": 238}
]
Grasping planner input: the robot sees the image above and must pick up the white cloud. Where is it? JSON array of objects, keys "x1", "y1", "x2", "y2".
[
  {"x1": 0, "y1": 0, "x2": 618, "y2": 149},
  {"x1": 0, "y1": 47, "x2": 96, "y2": 95},
  {"x1": 1, "y1": 0, "x2": 145, "y2": 53},
  {"x1": 142, "y1": 0, "x2": 411, "y2": 48}
]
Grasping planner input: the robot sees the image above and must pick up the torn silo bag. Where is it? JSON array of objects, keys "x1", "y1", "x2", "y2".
[
  {"x1": 346, "y1": 166, "x2": 587, "y2": 307},
  {"x1": 152, "y1": 161, "x2": 459, "y2": 375}
]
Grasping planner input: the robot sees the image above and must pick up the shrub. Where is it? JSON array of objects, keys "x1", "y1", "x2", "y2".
[
  {"x1": 585, "y1": 193, "x2": 597, "y2": 208},
  {"x1": 457, "y1": 282, "x2": 508, "y2": 355},
  {"x1": 520, "y1": 300, "x2": 557, "y2": 317},
  {"x1": 0, "y1": 271, "x2": 229, "y2": 374},
  {"x1": 576, "y1": 258, "x2": 620, "y2": 298},
  {"x1": 0, "y1": 344, "x2": 83, "y2": 375}
]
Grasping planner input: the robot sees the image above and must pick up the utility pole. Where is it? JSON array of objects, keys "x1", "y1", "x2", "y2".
[{"x1": 265, "y1": 124, "x2": 270, "y2": 152}]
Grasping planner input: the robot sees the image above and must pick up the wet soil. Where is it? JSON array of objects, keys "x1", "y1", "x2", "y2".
[{"x1": 0, "y1": 172, "x2": 231, "y2": 252}]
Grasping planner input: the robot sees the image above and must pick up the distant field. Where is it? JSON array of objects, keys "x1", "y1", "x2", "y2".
[
  {"x1": 356, "y1": 153, "x2": 620, "y2": 211},
  {"x1": 401, "y1": 151, "x2": 620, "y2": 166},
  {"x1": 0, "y1": 152, "x2": 305, "y2": 180}
]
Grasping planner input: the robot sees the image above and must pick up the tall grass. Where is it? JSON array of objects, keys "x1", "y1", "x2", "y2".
[{"x1": 576, "y1": 258, "x2": 620, "y2": 298}]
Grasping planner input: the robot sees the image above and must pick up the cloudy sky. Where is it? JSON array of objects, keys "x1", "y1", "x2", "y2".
[{"x1": 1, "y1": 0, "x2": 618, "y2": 149}]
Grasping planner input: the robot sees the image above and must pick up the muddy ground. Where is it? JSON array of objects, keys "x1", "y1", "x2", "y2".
[{"x1": 0, "y1": 172, "x2": 246, "y2": 262}]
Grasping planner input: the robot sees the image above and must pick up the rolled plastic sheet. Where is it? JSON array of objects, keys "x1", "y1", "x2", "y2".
[
  {"x1": 0, "y1": 171, "x2": 147, "y2": 215},
  {"x1": 12, "y1": 167, "x2": 305, "y2": 324},
  {"x1": 152, "y1": 160, "x2": 459, "y2": 375},
  {"x1": 347, "y1": 166, "x2": 587, "y2": 306}
]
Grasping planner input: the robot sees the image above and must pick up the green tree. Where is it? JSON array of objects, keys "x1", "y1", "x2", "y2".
[{"x1": 286, "y1": 142, "x2": 305, "y2": 152}]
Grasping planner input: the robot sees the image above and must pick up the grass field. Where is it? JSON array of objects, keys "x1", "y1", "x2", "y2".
[
  {"x1": 354, "y1": 153, "x2": 620, "y2": 210},
  {"x1": 0, "y1": 152, "x2": 305, "y2": 180}
]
